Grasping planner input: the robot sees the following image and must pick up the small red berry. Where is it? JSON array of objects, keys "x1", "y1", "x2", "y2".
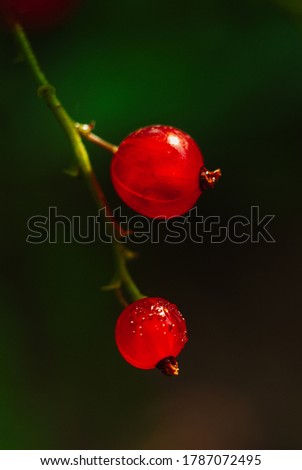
[
  {"x1": 115, "y1": 297, "x2": 188, "y2": 376},
  {"x1": 111, "y1": 125, "x2": 221, "y2": 218},
  {"x1": 0, "y1": 0, "x2": 77, "y2": 29}
]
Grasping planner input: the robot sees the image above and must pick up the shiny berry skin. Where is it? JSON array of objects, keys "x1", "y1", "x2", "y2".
[
  {"x1": 115, "y1": 297, "x2": 188, "y2": 376},
  {"x1": 111, "y1": 125, "x2": 221, "y2": 218},
  {"x1": 0, "y1": 0, "x2": 77, "y2": 29}
]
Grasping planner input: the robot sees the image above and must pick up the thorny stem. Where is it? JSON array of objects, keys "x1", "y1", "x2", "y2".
[
  {"x1": 12, "y1": 22, "x2": 145, "y2": 305},
  {"x1": 113, "y1": 244, "x2": 146, "y2": 303}
]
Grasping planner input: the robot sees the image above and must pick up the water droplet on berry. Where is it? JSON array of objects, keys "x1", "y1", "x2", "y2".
[{"x1": 115, "y1": 297, "x2": 188, "y2": 373}]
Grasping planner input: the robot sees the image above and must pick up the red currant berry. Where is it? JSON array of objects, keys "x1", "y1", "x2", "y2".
[
  {"x1": 0, "y1": 0, "x2": 77, "y2": 29},
  {"x1": 111, "y1": 125, "x2": 221, "y2": 218},
  {"x1": 115, "y1": 297, "x2": 188, "y2": 376}
]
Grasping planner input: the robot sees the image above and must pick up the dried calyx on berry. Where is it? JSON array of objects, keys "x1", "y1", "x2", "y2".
[
  {"x1": 200, "y1": 167, "x2": 222, "y2": 190},
  {"x1": 156, "y1": 356, "x2": 179, "y2": 376},
  {"x1": 115, "y1": 297, "x2": 188, "y2": 376},
  {"x1": 111, "y1": 125, "x2": 221, "y2": 219}
]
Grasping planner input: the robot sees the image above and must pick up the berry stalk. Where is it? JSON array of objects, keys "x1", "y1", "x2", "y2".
[
  {"x1": 11, "y1": 22, "x2": 145, "y2": 305},
  {"x1": 75, "y1": 122, "x2": 118, "y2": 154}
]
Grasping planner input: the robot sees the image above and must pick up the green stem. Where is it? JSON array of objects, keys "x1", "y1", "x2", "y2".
[
  {"x1": 113, "y1": 244, "x2": 146, "y2": 302},
  {"x1": 12, "y1": 22, "x2": 145, "y2": 305},
  {"x1": 13, "y1": 23, "x2": 91, "y2": 177}
]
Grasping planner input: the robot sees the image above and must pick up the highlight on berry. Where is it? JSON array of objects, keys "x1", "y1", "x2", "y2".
[{"x1": 111, "y1": 125, "x2": 221, "y2": 218}]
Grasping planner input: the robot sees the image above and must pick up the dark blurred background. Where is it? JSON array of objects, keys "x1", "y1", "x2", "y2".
[{"x1": 0, "y1": 0, "x2": 302, "y2": 450}]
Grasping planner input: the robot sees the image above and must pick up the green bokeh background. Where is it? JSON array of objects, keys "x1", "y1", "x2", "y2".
[{"x1": 0, "y1": 0, "x2": 301, "y2": 449}]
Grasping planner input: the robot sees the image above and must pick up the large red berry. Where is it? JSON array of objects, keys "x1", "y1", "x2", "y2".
[
  {"x1": 111, "y1": 125, "x2": 221, "y2": 218},
  {"x1": 0, "y1": 0, "x2": 77, "y2": 29},
  {"x1": 115, "y1": 297, "x2": 188, "y2": 376}
]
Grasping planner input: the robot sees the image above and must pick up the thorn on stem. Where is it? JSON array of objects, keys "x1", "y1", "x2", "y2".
[
  {"x1": 101, "y1": 280, "x2": 121, "y2": 292},
  {"x1": 63, "y1": 165, "x2": 80, "y2": 178},
  {"x1": 124, "y1": 249, "x2": 139, "y2": 261},
  {"x1": 37, "y1": 84, "x2": 56, "y2": 97}
]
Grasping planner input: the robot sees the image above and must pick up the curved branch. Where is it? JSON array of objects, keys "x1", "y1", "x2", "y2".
[{"x1": 12, "y1": 22, "x2": 145, "y2": 305}]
